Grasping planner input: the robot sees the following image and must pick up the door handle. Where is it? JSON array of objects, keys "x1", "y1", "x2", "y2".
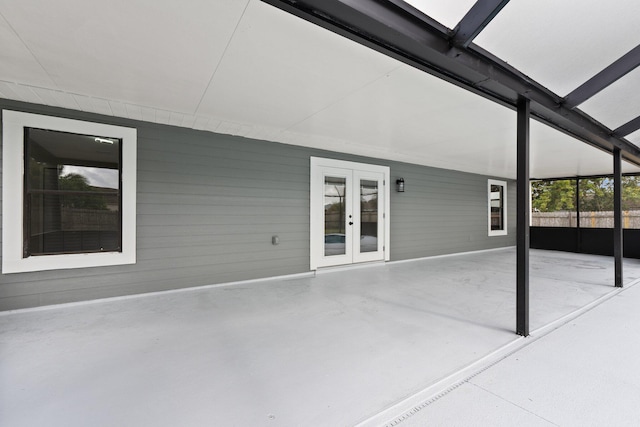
[{"x1": 349, "y1": 222, "x2": 353, "y2": 225}]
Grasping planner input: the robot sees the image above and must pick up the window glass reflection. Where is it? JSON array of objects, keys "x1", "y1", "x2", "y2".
[
  {"x1": 25, "y1": 128, "x2": 121, "y2": 256},
  {"x1": 324, "y1": 177, "x2": 346, "y2": 256},
  {"x1": 360, "y1": 180, "x2": 378, "y2": 253},
  {"x1": 490, "y1": 184, "x2": 504, "y2": 231}
]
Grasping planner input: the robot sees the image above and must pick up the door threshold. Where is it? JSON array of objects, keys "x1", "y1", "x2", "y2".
[{"x1": 314, "y1": 260, "x2": 386, "y2": 275}]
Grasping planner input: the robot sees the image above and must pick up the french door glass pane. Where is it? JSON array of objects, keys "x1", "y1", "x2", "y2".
[
  {"x1": 324, "y1": 177, "x2": 346, "y2": 256},
  {"x1": 360, "y1": 179, "x2": 378, "y2": 253}
]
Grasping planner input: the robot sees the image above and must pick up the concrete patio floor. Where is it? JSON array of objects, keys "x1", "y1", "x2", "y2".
[
  {"x1": 2, "y1": 248, "x2": 640, "y2": 426},
  {"x1": 388, "y1": 273, "x2": 640, "y2": 427}
]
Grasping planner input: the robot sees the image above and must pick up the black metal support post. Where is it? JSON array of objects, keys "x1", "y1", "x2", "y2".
[
  {"x1": 451, "y1": 0, "x2": 511, "y2": 48},
  {"x1": 576, "y1": 178, "x2": 581, "y2": 251},
  {"x1": 614, "y1": 148, "x2": 623, "y2": 287},
  {"x1": 614, "y1": 116, "x2": 640, "y2": 138},
  {"x1": 564, "y1": 45, "x2": 640, "y2": 108},
  {"x1": 517, "y1": 96, "x2": 530, "y2": 336}
]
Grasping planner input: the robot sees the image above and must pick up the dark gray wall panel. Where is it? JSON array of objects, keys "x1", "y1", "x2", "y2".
[{"x1": 0, "y1": 99, "x2": 515, "y2": 310}]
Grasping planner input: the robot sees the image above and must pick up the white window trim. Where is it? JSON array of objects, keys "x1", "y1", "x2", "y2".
[
  {"x1": 2, "y1": 110, "x2": 137, "y2": 274},
  {"x1": 488, "y1": 179, "x2": 507, "y2": 236}
]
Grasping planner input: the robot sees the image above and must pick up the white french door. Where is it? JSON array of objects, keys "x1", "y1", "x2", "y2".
[{"x1": 310, "y1": 158, "x2": 390, "y2": 269}]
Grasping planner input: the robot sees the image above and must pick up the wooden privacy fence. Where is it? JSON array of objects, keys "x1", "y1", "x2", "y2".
[
  {"x1": 532, "y1": 210, "x2": 640, "y2": 228},
  {"x1": 61, "y1": 207, "x2": 118, "y2": 231}
]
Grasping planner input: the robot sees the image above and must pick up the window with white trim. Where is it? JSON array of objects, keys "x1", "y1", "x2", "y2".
[
  {"x1": 488, "y1": 179, "x2": 507, "y2": 236},
  {"x1": 2, "y1": 110, "x2": 137, "y2": 273}
]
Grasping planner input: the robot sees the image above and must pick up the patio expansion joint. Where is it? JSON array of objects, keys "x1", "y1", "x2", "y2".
[
  {"x1": 361, "y1": 276, "x2": 640, "y2": 427},
  {"x1": 379, "y1": 339, "x2": 528, "y2": 427}
]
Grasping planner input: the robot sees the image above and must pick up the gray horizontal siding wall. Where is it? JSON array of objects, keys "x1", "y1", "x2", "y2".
[
  {"x1": 390, "y1": 165, "x2": 516, "y2": 259},
  {"x1": 0, "y1": 99, "x2": 515, "y2": 310}
]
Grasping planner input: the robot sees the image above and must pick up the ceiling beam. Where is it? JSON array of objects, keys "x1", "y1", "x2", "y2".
[
  {"x1": 614, "y1": 115, "x2": 640, "y2": 138},
  {"x1": 260, "y1": 0, "x2": 640, "y2": 166},
  {"x1": 451, "y1": 0, "x2": 510, "y2": 48},
  {"x1": 564, "y1": 44, "x2": 640, "y2": 108}
]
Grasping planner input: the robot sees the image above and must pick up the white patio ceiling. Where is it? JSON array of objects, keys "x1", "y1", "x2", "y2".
[{"x1": 0, "y1": 0, "x2": 639, "y2": 179}]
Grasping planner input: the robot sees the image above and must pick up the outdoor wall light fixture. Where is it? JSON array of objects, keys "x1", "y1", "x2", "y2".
[{"x1": 396, "y1": 178, "x2": 405, "y2": 192}]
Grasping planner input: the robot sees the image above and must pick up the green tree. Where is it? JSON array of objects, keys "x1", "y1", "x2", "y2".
[
  {"x1": 623, "y1": 176, "x2": 640, "y2": 210},
  {"x1": 579, "y1": 178, "x2": 612, "y2": 212},
  {"x1": 59, "y1": 173, "x2": 107, "y2": 210},
  {"x1": 531, "y1": 180, "x2": 575, "y2": 212},
  {"x1": 533, "y1": 176, "x2": 640, "y2": 214}
]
